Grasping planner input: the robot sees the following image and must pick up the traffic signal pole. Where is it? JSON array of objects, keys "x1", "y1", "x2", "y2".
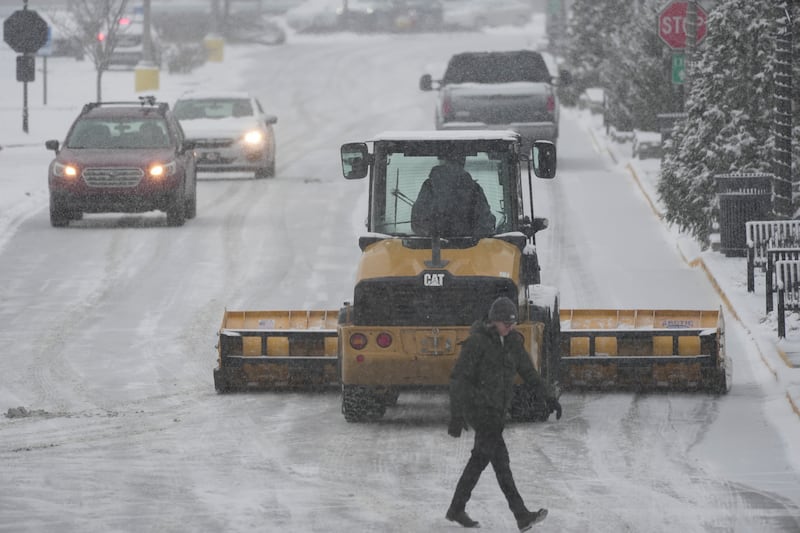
[
  {"x1": 22, "y1": 69, "x2": 28, "y2": 133},
  {"x1": 22, "y1": 0, "x2": 29, "y2": 133}
]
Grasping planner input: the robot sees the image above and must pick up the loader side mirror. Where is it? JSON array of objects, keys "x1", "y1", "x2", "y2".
[
  {"x1": 341, "y1": 142, "x2": 369, "y2": 180},
  {"x1": 419, "y1": 73, "x2": 433, "y2": 91},
  {"x1": 521, "y1": 216, "x2": 549, "y2": 238},
  {"x1": 531, "y1": 140, "x2": 557, "y2": 179}
]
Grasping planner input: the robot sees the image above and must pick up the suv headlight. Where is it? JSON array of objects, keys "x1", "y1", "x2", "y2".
[
  {"x1": 53, "y1": 162, "x2": 79, "y2": 179},
  {"x1": 148, "y1": 160, "x2": 177, "y2": 179},
  {"x1": 243, "y1": 129, "x2": 265, "y2": 146}
]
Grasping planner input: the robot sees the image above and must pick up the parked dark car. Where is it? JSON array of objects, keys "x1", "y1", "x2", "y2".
[
  {"x1": 341, "y1": 0, "x2": 443, "y2": 32},
  {"x1": 45, "y1": 97, "x2": 197, "y2": 227}
]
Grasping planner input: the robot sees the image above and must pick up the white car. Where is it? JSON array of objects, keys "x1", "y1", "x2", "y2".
[
  {"x1": 285, "y1": 0, "x2": 341, "y2": 32},
  {"x1": 632, "y1": 130, "x2": 663, "y2": 160},
  {"x1": 578, "y1": 87, "x2": 605, "y2": 114},
  {"x1": 173, "y1": 91, "x2": 278, "y2": 179},
  {"x1": 102, "y1": 13, "x2": 163, "y2": 69}
]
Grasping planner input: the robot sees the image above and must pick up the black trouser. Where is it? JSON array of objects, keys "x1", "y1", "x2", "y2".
[{"x1": 449, "y1": 420, "x2": 528, "y2": 518}]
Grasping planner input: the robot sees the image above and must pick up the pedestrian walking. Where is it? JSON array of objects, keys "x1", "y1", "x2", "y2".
[{"x1": 445, "y1": 296, "x2": 562, "y2": 531}]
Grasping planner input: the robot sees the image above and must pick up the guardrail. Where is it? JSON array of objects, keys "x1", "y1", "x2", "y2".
[
  {"x1": 765, "y1": 247, "x2": 800, "y2": 313},
  {"x1": 775, "y1": 259, "x2": 800, "y2": 338},
  {"x1": 746, "y1": 220, "x2": 800, "y2": 292}
]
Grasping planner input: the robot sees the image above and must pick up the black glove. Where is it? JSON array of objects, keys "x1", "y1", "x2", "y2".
[
  {"x1": 546, "y1": 398, "x2": 562, "y2": 420},
  {"x1": 448, "y1": 417, "x2": 468, "y2": 438}
]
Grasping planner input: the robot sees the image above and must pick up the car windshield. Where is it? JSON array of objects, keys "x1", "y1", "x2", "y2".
[
  {"x1": 65, "y1": 118, "x2": 171, "y2": 149},
  {"x1": 370, "y1": 140, "x2": 519, "y2": 236},
  {"x1": 443, "y1": 51, "x2": 551, "y2": 84},
  {"x1": 173, "y1": 98, "x2": 254, "y2": 120}
]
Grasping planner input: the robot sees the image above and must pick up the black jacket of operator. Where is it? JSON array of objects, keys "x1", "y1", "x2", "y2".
[
  {"x1": 411, "y1": 163, "x2": 495, "y2": 237},
  {"x1": 449, "y1": 320, "x2": 552, "y2": 429}
]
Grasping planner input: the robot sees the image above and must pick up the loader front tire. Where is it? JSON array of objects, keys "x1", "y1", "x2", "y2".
[{"x1": 342, "y1": 385, "x2": 386, "y2": 422}]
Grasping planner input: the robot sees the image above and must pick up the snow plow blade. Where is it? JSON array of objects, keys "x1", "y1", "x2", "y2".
[
  {"x1": 214, "y1": 309, "x2": 340, "y2": 392},
  {"x1": 559, "y1": 308, "x2": 729, "y2": 393}
]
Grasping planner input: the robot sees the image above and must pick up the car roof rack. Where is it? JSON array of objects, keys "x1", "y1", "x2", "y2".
[{"x1": 79, "y1": 95, "x2": 169, "y2": 116}]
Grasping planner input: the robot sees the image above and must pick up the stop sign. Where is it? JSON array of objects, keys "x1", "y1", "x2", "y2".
[
  {"x1": 658, "y1": 1, "x2": 708, "y2": 50},
  {"x1": 3, "y1": 9, "x2": 49, "y2": 54}
]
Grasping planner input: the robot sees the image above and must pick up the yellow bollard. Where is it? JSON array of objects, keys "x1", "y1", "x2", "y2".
[
  {"x1": 204, "y1": 34, "x2": 224, "y2": 63},
  {"x1": 134, "y1": 62, "x2": 160, "y2": 92}
]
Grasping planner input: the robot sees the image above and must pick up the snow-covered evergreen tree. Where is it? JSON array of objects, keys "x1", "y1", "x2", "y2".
[
  {"x1": 602, "y1": 0, "x2": 682, "y2": 131},
  {"x1": 565, "y1": 0, "x2": 683, "y2": 130},
  {"x1": 658, "y1": 0, "x2": 799, "y2": 246},
  {"x1": 562, "y1": 0, "x2": 630, "y2": 105}
]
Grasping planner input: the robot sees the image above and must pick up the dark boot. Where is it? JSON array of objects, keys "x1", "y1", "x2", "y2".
[
  {"x1": 446, "y1": 508, "x2": 480, "y2": 528},
  {"x1": 516, "y1": 508, "x2": 547, "y2": 531}
]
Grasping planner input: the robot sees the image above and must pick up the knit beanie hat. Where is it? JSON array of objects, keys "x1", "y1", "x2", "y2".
[{"x1": 488, "y1": 296, "x2": 517, "y2": 323}]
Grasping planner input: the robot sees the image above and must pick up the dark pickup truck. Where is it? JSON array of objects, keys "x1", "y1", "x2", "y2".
[{"x1": 419, "y1": 50, "x2": 566, "y2": 146}]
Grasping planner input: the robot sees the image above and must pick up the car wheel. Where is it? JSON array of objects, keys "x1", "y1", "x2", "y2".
[
  {"x1": 185, "y1": 181, "x2": 197, "y2": 219},
  {"x1": 50, "y1": 197, "x2": 71, "y2": 227},
  {"x1": 166, "y1": 188, "x2": 186, "y2": 227},
  {"x1": 255, "y1": 156, "x2": 275, "y2": 179}
]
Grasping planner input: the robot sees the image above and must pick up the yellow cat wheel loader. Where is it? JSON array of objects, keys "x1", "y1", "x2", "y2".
[{"x1": 214, "y1": 130, "x2": 730, "y2": 420}]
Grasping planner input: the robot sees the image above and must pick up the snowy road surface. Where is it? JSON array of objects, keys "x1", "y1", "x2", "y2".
[{"x1": 1, "y1": 20, "x2": 799, "y2": 533}]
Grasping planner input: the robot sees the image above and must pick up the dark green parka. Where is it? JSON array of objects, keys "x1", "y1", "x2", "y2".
[{"x1": 449, "y1": 320, "x2": 552, "y2": 429}]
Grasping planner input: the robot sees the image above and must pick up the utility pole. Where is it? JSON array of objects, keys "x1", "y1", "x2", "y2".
[
  {"x1": 683, "y1": 0, "x2": 697, "y2": 101},
  {"x1": 134, "y1": 0, "x2": 158, "y2": 91},
  {"x1": 773, "y1": 0, "x2": 794, "y2": 218},
  {"x1": 205, "y1": 0, "x2": 224, "y2": 62},
  {"x1": 142, "y1": 0, "x2": 152, "y2": 63}
]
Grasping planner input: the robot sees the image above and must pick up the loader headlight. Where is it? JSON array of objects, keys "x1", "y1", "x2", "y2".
[
  {"x1": 148, "y1": 160, "x2": 177, "y2": 180},
  {"x1": 243, "y1": 129, "x2": 265, "y2": 146},
  {"x1": 349, "y1": 333, "x2": 368, "y2": 350},
  {"x1": 53, "y1": 162, "x2": 79, "y2": 179}
]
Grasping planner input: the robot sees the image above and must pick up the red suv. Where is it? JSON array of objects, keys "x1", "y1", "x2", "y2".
[{"x1": 45, "y1": 97, "x2": 197, "y2": 227}]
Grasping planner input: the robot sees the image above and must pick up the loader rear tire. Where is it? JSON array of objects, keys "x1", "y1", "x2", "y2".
[{"x1": 342, "y1": 385, "x2": 386, "y2": 422}]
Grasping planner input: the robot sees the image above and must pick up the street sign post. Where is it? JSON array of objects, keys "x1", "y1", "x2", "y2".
[
  {"x1": 3, "y1": 7, "x2": 49, "y2": 54},
  {"x1": 672, "y1": 53, "x2": 685, "y2": 84},
  {"x1": 3, "y1": 2, "x2": 49, "y2": 133},
  {"x1": 658, "y1": 1, "x2": 708, "y2": 49}
]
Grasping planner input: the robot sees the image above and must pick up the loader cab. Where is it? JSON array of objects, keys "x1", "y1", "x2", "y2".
[{"x1": 342, "y1": 133, "x2": 529, "y2": 241}]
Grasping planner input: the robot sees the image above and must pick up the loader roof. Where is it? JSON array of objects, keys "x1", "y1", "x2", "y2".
[{"x1": 371, "y1": 130, "x2": 520, "y2": 142}]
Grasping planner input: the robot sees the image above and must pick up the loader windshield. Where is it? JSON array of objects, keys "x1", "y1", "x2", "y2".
[{"x1": 371, "y1": 140, "x2": 520, "y2": 238}]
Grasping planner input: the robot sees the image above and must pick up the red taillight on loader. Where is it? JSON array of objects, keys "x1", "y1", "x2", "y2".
[
  {"x1": 349, "y1": 333, "x2": 368, "y2": 350},
  {"x1": 376, "y1": 332, "x2": 393, "y2": 348}
]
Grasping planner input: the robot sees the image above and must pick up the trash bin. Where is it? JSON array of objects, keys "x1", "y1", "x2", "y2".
[{"x1": 715, "y1": 173, "x2": 773, "y2": 257}]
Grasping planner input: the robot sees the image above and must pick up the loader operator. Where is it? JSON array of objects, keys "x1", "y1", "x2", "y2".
[
  {"x1": 410, "y1": 152, "x2": 495, "y2": 237},
  {"x1": 445, "y1": 296, "x2": 562, "y2": 531}
]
